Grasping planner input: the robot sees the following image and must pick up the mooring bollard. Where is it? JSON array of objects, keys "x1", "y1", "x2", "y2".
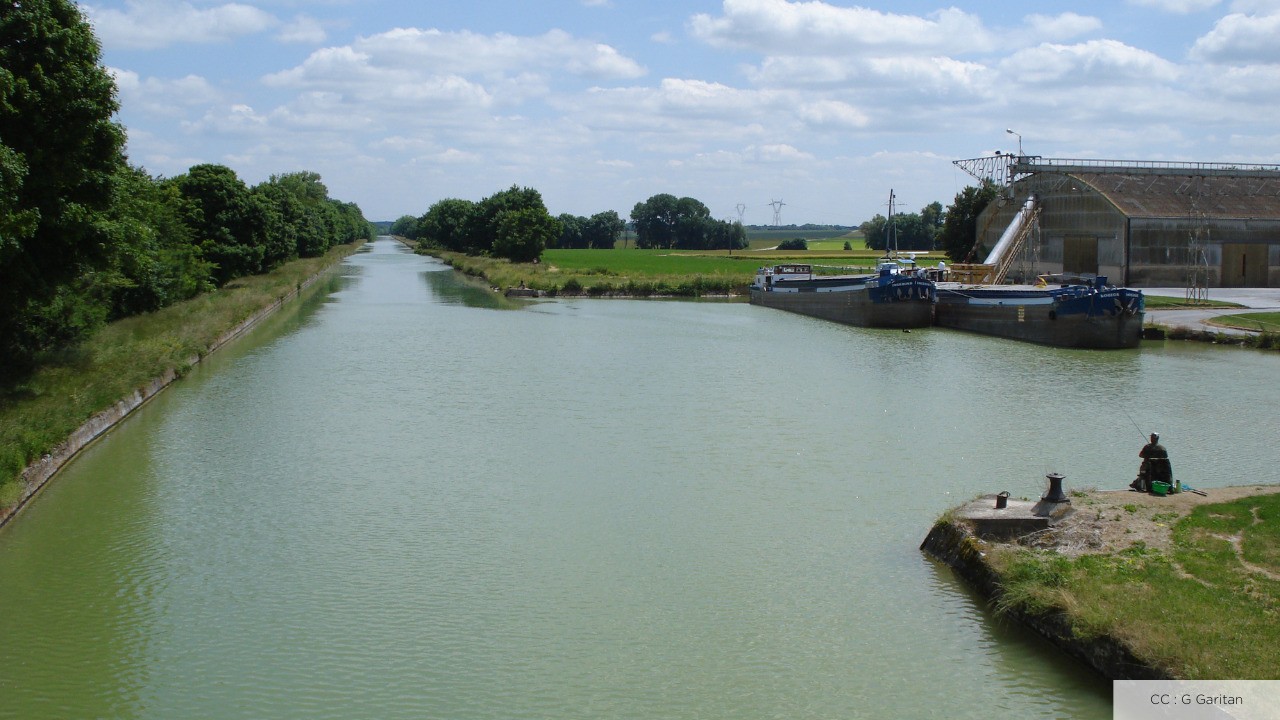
[
  {"x1": 995, "y1": 491, "x2": 1009, "y2": 509},
  {"x1": 1042, "y1": 472, "x2": 1070, "y2": 503}
]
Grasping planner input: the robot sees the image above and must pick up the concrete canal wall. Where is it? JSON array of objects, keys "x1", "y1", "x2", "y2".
[
  {"x1": 920, "y1": 518, "x2": 1170, "y2": 681},
  {"x1": 0, "y1": 258, "x2": 347, "y2": 531}
]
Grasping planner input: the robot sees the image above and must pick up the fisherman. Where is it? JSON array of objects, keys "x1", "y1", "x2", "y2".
[{"x1": 1131, "y1": 432, "x2": 1174, "y2": 492}]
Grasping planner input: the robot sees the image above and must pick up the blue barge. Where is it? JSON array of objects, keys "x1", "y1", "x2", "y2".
[{"x1": 934, "y1": 277, "x2": 1145, "y2": 349}]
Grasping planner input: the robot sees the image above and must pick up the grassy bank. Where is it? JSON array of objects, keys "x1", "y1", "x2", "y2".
[
  {"x1": 421, "y1": 246, "x2": 944, "y2": 296},
  {"x1": 1151, "y1": 323, "x2": 1280, "y2": 350},
  {"x1": 428, "y1": 248, "x2": 756, "y2": 296},
  {"x1": 983, "y1": 489, "x2": 1280, "y2": 679},
  {"x1": 1208, "y1": 311, "x2": 1280, "y2": 333},
  {"x1": 0, "y1": 241, "x2": 364, "y2": 506}
]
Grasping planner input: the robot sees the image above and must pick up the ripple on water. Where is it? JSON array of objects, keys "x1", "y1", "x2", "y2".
[{"x1": 5, "y1": 241, "x2": 1272, "y2": 718}]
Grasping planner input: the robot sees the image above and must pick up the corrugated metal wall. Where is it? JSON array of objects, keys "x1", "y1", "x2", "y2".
[
  {"x1": 973, "y1": 173, "x2": 1280, "y2": 287},
  {"x1": 977, "y1": 176, "x2": 1127, "y2": 281}
]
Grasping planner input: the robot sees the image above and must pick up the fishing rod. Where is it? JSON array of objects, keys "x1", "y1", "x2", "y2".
[{"x1": 1120, "y1": 405, "x2": 1149, "y2": 442}]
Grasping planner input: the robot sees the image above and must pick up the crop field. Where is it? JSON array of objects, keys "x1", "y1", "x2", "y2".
[
  {"x1": 428, "y1": 245, "x2": 950, "y2": 296},
  {"x1": 543, "y1": 249, "x2": 757, "y2": 276},
  {"x1": 545, "y1": 247, "x2": 946, "y2": 275}
]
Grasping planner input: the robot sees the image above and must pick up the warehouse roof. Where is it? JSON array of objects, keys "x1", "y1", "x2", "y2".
[{"x1": 1067, "y1": 171, "x2": 1280, "y2": 220}]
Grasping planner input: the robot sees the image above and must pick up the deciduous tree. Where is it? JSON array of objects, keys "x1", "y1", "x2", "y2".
[
  {"x1": 584, "y1": 210, "x2": 625, "y2": 249},
  {"x1": 494, "y1": 207, "x2": 559, "y2": 263},
  {"x1": 939, "y1": 181, "x2": 999, "y2": 262},
  {"x1": 419, "y1": 198, "x2": 477, "y2": 252},
  {"x1": 0, "y1": 0, "x2": 126, "y2": 370},
  {"x1": 171, "y1": 164, "x2": 267, "y2": 285}
]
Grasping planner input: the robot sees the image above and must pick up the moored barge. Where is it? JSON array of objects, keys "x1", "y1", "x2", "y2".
[
  {"x1": 749, "y1": 260, "x2": 935, "y2": 329},
  {"x1": 934, "y1": 277, "x2": 1144, "y2": 349}
]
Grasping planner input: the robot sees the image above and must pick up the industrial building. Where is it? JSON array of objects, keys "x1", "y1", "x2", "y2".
[{"x1": 956, "y1": 156, "x2": 1280, "y2": 289}]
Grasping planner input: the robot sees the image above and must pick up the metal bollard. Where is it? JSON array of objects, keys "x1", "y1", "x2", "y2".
[{"x1": 1042, "y1": 473, "x2": 1070, "y2": 503}]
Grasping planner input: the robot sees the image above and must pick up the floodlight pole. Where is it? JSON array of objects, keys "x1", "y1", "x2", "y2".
[{"x1": 1006, "y1": 128, "x2": 1023, "y2": 157}]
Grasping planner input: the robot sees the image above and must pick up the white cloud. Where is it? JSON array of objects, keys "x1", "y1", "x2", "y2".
[
  {"x1": 1126, "y1": 0, "x2": 1223, "y2": 12},
  {"x1": 1000, "y1": 39, "x2": 1181, "y2": 87},
  {"x1": 748, "y1": 143, "x2": 813, "y2": 162},
  {"x1": 1192, "y1": 63, "x2": 1280, "y2": 101},
  {"x1": 342, "y1": 28, "x2": 645, "y2": 81},
  {"x1": 795, "y1": 100, "x2": 869, "y2": 129},
  {"x1": 1190, "y1": 11, "x2": 1280, "y2": 63},
  {"x1": 110, "y1": 68, "x2": 220, "y2": 117},
  {"x1": 578, "y1": 79, "x2": 778, "y2": 133},
  {"x1": 277, "y1": 15, "x2": 327, "y2": 45},
  {"x1": 689, "y1": 0, "x2": 994, "y2": 56},
  {"x1": 1229, "y1": 0, "x2": 1280, "y2": 10},
  {"x1": 1023, "y1": 13, "x2": 1103, "y2": 41},
  {"x1": 430, "y1": 148, "x2": 482, "y2": 164},
  {"x1": 83, "y1": 0, "x2": 276, "y2": 50}
]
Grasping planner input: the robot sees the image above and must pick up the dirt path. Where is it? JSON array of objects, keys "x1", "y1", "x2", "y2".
[{"x1": 1017, "y1": 485, "x2": 1280, "y2": 556}]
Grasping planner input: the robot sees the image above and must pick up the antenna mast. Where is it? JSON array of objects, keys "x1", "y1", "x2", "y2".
[{"x1": 888, "y1": 189, "x2": 897, "y2": 255}]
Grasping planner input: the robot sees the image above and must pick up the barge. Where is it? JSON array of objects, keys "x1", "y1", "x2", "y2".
[
  {"x1": 934, "y1": 277, "x2": 1145, "y2": 349},
  {"x1": 749, "y1": 260, "x2": 935, "y2": 329}
]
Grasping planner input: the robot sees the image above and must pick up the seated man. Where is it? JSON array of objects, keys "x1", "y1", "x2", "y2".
[{"x1": 1132, "y1": 432, "x2": 1173, "y2": 492}]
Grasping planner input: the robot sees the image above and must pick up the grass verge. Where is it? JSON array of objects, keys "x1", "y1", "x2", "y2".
[
  {"x1": 0, "y1": 242, "x2": 363, "y2": 504},
  {"x1": 1207, "y1": 311, "x2": 1280, "y2": 334},
  {"x1": 985, "y1": 492, "x2": 1280, "y2": 679},
  {"x1": 1143, "y1": 295, "x2": 1245, "y2": 310}
]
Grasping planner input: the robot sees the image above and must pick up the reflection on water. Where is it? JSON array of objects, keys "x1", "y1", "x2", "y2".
[
  {"x1": 1, "y1": 239, "x2": 1276, "y2": 719},
  {"x1": 420, "y1": 261, "x2": 529, "y2": 310}
]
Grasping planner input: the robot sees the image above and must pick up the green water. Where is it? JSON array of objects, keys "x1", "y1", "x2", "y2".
[{"x1": 2, "y1": 239, "x2": 1277, "y2": 718}]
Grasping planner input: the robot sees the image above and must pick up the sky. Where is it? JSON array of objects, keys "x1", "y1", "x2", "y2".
[{"x1": 84, "y1": 0, "x2": 1280, "y2": 225}]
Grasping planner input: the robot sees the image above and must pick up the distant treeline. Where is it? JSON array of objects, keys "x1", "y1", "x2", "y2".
[
  {"x1": 393, "y1": 190, "x2": 748, "y2": 258},
  {"x1": 394, "y1": 186, "x2": 998, "y2": 262},
  {"x1": 744, "y1": 227, "x2": 857, "y2": 241},
  {"x1": 0, "y1": 1, "x2": 374, "y2": 376}
]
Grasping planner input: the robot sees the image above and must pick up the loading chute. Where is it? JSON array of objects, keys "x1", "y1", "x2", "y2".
[{"x1": 948, "y1": 195, "x2": 1039, "y2": 285}]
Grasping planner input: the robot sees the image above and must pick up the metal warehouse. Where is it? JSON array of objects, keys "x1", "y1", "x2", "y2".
[{"x1": 955, "y1": 156, "x2": 1280, "y2": 289}]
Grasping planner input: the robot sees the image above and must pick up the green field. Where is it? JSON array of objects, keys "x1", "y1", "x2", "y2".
[{"x1": 428, "y1": 245, "x2": 947, "y2": 295}]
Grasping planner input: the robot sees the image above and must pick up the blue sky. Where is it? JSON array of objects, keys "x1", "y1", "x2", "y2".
[{"x1": 85, "y1": 0, "x2": 1280, "y2": 225}]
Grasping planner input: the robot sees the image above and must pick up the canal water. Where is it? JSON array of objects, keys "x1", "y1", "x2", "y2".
[{"x1": 2, "y1": 239, "x2": 1277, "y2": 718}]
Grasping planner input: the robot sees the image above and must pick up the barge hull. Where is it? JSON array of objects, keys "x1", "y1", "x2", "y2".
[
  {"x1": 749, "y1": 288, "x2": 934, "y2": 329},
  {"x1": 934, "y1": 302, "x2": 1144, "y2": 348}
]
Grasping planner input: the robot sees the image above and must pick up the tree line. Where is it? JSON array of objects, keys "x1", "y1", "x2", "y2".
[
  {"x1": 398, "y1": 183, "x2": 998, "y2": 263},
  {"x1": 0, "y1": 0, "x2": 374, "y2": 375},
  {"x1": 393, "y1": 191, "x2": 748, "y2": 259}
]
